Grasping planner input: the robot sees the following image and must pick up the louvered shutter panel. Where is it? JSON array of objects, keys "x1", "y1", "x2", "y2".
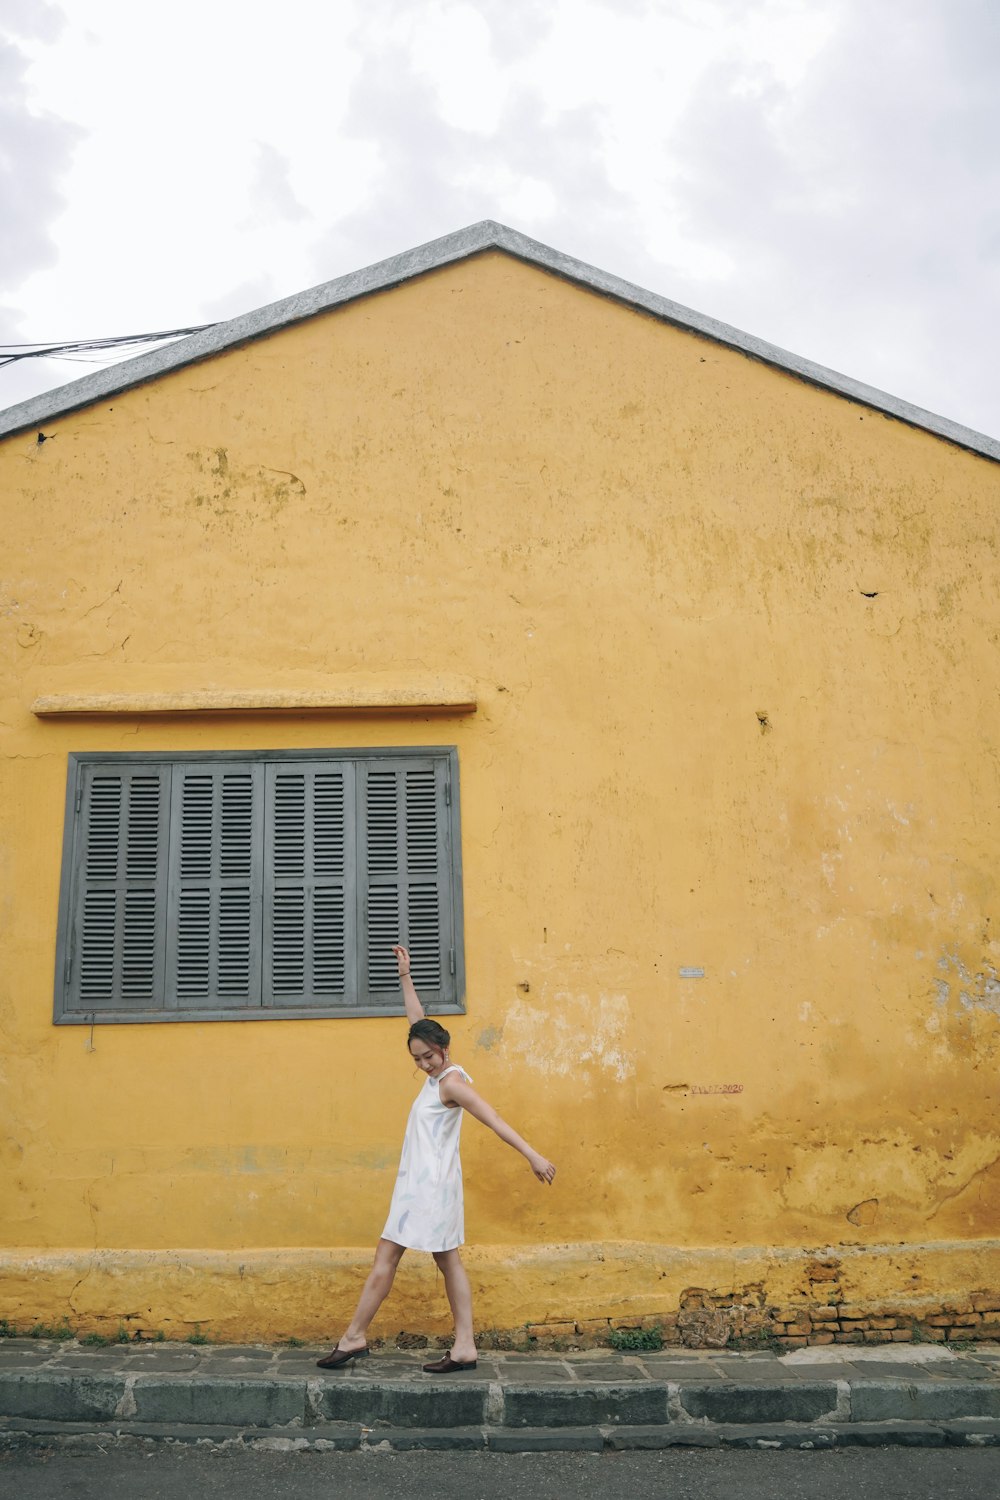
[
  {"x1": 66, "y1": 764, "x2": 170, "y2": 1013},
  {"x1": 165, "y1": 764, "x2": 264, "y2": 1009},
  {"x1": 263, "y1": 762, "x2": 355, "y2": 1007},
  {"x1": 359, "y1": 757, "x2": 454, "y2": 1008}
]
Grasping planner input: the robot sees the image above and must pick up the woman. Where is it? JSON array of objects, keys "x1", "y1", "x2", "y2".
[{"x1": 318, "y1": 944, "x2": 556, "y2": 1374}]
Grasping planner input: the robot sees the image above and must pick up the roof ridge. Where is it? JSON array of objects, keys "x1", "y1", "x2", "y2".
[{"x1": 1, "y1": 221, "x2": 997, "y2": 462}]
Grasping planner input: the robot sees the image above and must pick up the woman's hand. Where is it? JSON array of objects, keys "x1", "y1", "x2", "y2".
[
  {"x1": 528, "y1": 1152, "x2": 556, "y2": 1185},
  {"x1": 392, "y1": 944, "x2": 411, "y2": 977}
]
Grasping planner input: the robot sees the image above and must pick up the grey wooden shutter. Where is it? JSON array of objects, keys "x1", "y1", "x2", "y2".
[
  {"x1": 263, "y1": 762, "x2": 355, "y2": 1007},
  {"x1": 359, "y1": 756, "x2": 454, "y2": 1008},
  {"x1": 65, "y1": 763, "x2": 170, "y2": 1014},
  {"x1": 165, "y1": 763, "x2": 264, "y2": 1010}
]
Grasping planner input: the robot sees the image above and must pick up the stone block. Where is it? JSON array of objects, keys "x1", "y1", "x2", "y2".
[
  {"x1": 574, "y1": 1319, "x2": 610, "y2": 1335},
  {"x1": 839, "y1": 1320, "x2": 866, "y2": 1333},
  {"x1": 812, "y1": 1322, "x2": 840, "y2": 1333},
  {"x1": 834, "y1": 1333, "x2": 864, "y2": 1344},
  {"x1": 852, "y1": 1381, "x2": 1000, "y2": 1424},
  {"x1": 835, "y1": 1422, "x2": 946, "y2": 1447},
  {"x1": 808, "y1": 1333, "x2": 835, "y2": 1345},
  {"x1": 714, "y1": 1424, "x2": 838, "y2": 1450},
  {"x1": 837, "y1": 1305, "x2": 865, "y2": 1321},
  {"x1": 869, "y1": 1319, "x2": 898, "y2": 1330},
  {"x1": 0, "y1": 1372, "x2": 124, "y2": 1423},
  {"x1": 949, "y1": 1313, "x2": 982, "y2": 1326},
  {"x1": 811, "y1": 1307, "x2": 838, "y2": 1320},
  {"x1": 972, "y1": 1296, "x2": 1000, "y2": 1313},
  {"x1": 678, "y1": 1383, "x2": 838, "y2": 1425},
  {"x1": 364, "y1": 1427, "x2": 487, "y2": 1451},
  {"x1": 890, "y1": 1330, "x2": 914, "y2": 1341},
  {"x1": 502, "y1": 1383, "x2": 666, "y2": 1428},
  {"x1": 131, "y1": 1377, "x2": 304, "y2": 1428},
  {"x1": 942, "y1": 1419, "x2": 1000, "y2": 1446},
  {"x1": 915, "y1": 1327, "x2": 946, "y2": 1341},
  {"x1": 783, "y1": 1324, "x2": 811, "y2": 1338},
  {"x1": 488, "y1": 1427, "x2": 605, "y2": 1452},
  {"x1": 941, "y1": 1301, "x2": 973, "y2": 1316},
  {"x1": 925, "y1": 1316, "x2": 952, "y2": 1327},
  {"x1": 778, "y1": 1337, "x2": 807, "y2": 1349},
  {"x1": 605, "y1": 1424, "x2": 721, "y2": 1449},
  {"x1": 318, "y1": 1380, "x2": 487, "y2": 1429}
]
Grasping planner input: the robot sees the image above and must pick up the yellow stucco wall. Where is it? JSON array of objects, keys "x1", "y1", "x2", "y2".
[{"x1": 2, "y1": 251, "x2": 999, "y2": 1339}]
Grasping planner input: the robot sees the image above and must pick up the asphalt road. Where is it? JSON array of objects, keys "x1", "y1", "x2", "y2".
[{"x1": 2, "y1": 1447, "x2": 1000, "y2": 1499}]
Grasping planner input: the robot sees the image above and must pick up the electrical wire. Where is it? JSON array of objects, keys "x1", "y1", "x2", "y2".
[{"x1": 0, "y1": 324, "x2": 217, "y2": 371}]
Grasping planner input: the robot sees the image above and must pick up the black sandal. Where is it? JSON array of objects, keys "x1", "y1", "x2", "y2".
[{"x1": 316, "y1": 1344, "x2": 369, "y2": 1369}]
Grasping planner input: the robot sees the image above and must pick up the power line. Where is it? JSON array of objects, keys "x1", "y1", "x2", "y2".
[{"x1": 0, "y1": 324, "x2": 217, "y2": 371}]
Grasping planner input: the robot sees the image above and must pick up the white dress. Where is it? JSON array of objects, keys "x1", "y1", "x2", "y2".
[{"x1": 381, "y1": 1064, "x2": 472, "y2": 1252}]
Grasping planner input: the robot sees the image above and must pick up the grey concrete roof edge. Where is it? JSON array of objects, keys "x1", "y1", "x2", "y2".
[{"x1": 2, "y1": 218, "x2": 997, "y2": 463}]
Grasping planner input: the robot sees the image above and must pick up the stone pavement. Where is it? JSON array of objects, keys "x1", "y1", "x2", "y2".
[{"x1": 1, "y1": 1337, "x2": 999, "y2": 1453}]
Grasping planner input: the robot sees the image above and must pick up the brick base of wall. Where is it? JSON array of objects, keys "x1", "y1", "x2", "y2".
[{"x1": 414, "y1": 1285, "x2": 1000, "y2": 1353}]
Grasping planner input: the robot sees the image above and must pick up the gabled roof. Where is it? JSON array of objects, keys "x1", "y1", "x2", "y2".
[{"x1": 1, "y1": 221, "x2": 996, "y2": 461}]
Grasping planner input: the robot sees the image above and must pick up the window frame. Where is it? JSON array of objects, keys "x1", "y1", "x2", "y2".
[{"x1": 53, "y1": 745, "x2": 466, "y2": 1025}]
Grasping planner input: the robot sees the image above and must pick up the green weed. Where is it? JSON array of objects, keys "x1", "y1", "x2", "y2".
[{"x1": 608, "y1": 1326, "x2": 663, "y2": 1352}]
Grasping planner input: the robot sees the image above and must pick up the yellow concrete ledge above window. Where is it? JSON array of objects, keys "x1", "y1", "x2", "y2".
[{"x1": 31, "y1": 681, "x2": 478, "y2": 717}]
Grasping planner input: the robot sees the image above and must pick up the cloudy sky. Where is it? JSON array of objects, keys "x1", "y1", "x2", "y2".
[{"x1": 2, "y1": 0, "x2": 998, "y2": 438}]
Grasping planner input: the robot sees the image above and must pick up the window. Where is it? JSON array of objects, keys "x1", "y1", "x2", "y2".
[{"x1": 54, "y1": 748, "x2": 464, "y2": 1024}]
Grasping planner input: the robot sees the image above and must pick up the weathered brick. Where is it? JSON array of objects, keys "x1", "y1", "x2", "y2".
[
  {"x1": 942, "y1": 1300, "x2": 973, "y2": 1316},
  {"x1": 834, "y1": 1332, "x2": 864, "y2": 1344},
  {"x1": 836, "y1": 1305, "x2": 865, "y2": 1321},
  {"x1": 812, "y1": 1322, "x2": 840, "y2": 1333},
  {"x1": 839, "y1": 1320, "x2": 867, "y2": 1333},
  {"x1": 575, "y1": 1319, "x2": 610, "y2": 1334},
  {"x1": 527, "y1": 1322, "x2": 576, "y2": 1343},
  {"x1": 783, "y1": 1324, "x2": 811, "y2": 1338},
  {"x1": 807, "y1": 1333, "x2": 835, "y2": 1345},
  {"x1": 774, "y1": 1307, "x2": 807, "y2": 1324},
  {"x1": 949, "y1": 1312, "x2": 982, "y2": 1326},
  {"x1": 947, "y1": 1327, "x2": 976, "y2": 1340},
  {"x1": 972, "y1": 1295, "x2": 1000, "y2": 1313},
  {"x1": 915, "y1": 1326, "x2": 946, "y2": 1342},
  {"x1": 925, "y1": 1315, "x2": 952, "y2": 1327},
  {"x1": 811, "y1": 1306, "x2": 838, "y2": 1320},
  {"x1": 609, "y1": 1317, "x2": 643, "y2": 1330},
  {"x1": 777, "y1": 1337, "x2": 807, "y2": 1349},
  {"x1": 890, "y1": 1329, "x2": 914, "y2": 1341},
  {"x1": 863, "y1": 1330, "x2": 889, "y2": 1342},
  {"x1": 869, "y1": 1318, "x2": 898, "y2": 1330}
]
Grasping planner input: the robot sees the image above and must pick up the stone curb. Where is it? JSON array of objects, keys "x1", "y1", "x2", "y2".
[
  {"x1": 2, "y1": 1417, "x2": 999, "y2": 1453},
  {"x1": 2, "y1": 1345, "x2": 998, "y2": 1452}
]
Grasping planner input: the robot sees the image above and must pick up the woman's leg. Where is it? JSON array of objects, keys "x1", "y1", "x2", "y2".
[
  {"x1": 339, "y1": 1239, "x2": 406, "y2": 1349},
  {"x1": 432, "y1": 1248, "x2": 477, "y2": 1361}
]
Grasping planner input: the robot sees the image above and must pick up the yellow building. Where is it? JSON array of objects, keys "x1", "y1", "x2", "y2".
[{"x1": 1, "y1": 223, "x2": 998, "y2": 1346}]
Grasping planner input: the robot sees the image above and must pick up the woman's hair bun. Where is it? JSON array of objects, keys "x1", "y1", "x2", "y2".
[{"x1": 407, "y1": 1018, "x2": 451, "y2": 1050}]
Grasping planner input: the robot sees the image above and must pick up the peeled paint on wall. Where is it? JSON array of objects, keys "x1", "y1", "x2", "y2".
[{"x1": 497, "y1": 991, "x2": 635, "y2": 1082}]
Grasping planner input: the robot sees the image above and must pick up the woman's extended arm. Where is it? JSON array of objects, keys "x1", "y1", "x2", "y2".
[
  {"x1": 392, "y1": 944, "x2": 425, "y2": 1026},
  {"x1": 440, "y1": 1075, "x2": 557, "y2": 1184}
]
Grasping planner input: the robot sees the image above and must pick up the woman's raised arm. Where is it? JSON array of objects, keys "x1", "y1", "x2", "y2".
[{"x1": 392, "y1": 944, "x2": 425, "y2": 1026}]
